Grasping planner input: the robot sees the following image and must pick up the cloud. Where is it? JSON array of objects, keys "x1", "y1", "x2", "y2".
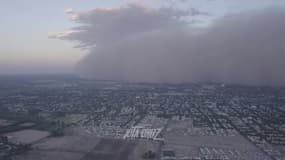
[
  {"x1": 48, "y1": 30, "x2": 77, "y2": 39},
  {"x1": 50, "y1": 4, "x2": 193, "y2": 47},
  {"x1": 51, "y1": 4, "x2": 285, "y2": 86},
  {"x1": 64, "y1": 8, "x2": 74, "y2": 14}
]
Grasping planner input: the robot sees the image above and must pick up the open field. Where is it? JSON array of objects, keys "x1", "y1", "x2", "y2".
[
  {"x1": 12, "y1": 134, "x2": 162, "y2": 160},
  {"x1": 131, "y1": 139, "x2": 162, "y2": 160},
  {"x1": 13, "y1": 151, "x2": 83, "y2": 160},
  {"x1": 12, "y1": 135, "x2": 100, "y2": 160},
  {"x1": 5, "y1": 129, "x2": 50, "y2": 144},
  {"x1": 81, "y1": 138, "x2": 137, "y2": 160}
]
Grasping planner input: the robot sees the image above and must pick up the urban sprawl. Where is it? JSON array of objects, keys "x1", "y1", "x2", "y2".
[{"x1": 0, "y1": 76, "x2": 285, "y2": 160}]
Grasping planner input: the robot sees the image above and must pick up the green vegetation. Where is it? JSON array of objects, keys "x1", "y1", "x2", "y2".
[
  {"x1": 50, "y1": 121, "x2": 66, "y2": 137},
  {"x1": 142, "y1": 150, "x2": 156, "y2": 159},
  {"x1": 1, "y1": 136, "x2": 32, "y2": 160}
]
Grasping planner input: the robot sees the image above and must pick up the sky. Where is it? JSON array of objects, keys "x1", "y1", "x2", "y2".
[
  {"x1": 0, "y1": 0, "x2": 121, "y2": 74},
  {"x1": 1, "y1": 0, "x2": 285, "y2": 85}
]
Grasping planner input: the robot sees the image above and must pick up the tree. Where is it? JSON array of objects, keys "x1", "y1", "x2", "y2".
[{"x1": 142, "y1": 150, "x2": 156, "y2": 159}]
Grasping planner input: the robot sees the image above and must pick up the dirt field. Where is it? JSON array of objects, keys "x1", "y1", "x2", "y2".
[
  {"x1": 81, "y1": 138, "x2": 137, "y2": 160},
  {"x1": 13, "y1": 151, "x2": 84, "y2": 160},
  {"x1": 13, "y1": 135, "x2": 101, "y2": 160},
  {"x1": 131, "y1": 139, "x2": 162, "y2": 160},
  {"x1": 5, "y1": 129, "x2": 50, "y2": 144},
  {"x1": 12, "y1": 135, "x2": 157, "y2": 160},
  {"x1": 11, "y1": 126, "x2": 161, "y2": 160}
]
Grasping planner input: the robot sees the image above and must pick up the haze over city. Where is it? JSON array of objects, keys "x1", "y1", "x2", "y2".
[
  {"x1": 1, "y1": 1, "x2": 285, "y2": 160},
  {"x1": 1, "y1": 0, "x2": 285, "y2": 86}
]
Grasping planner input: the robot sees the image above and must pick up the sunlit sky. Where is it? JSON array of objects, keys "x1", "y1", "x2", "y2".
[{"x1": 1, "y1": 0, "x2": 285, "y2": 74}]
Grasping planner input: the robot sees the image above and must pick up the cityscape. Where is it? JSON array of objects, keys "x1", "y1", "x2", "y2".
[
  {"x1": 1, "y1": 0, "x2": 285, "y2": 160},
  {"x1": 0, "y1": 75, "x2": 284, "y2": 160}
]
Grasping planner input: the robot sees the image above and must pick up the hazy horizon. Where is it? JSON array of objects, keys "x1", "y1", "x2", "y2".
[
  {"x1": 1, "y1": 2, "x2": 285, "y2": 159},
  {"x1": 2, "y1": 0, "x2": 285, "y2": 86}
]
